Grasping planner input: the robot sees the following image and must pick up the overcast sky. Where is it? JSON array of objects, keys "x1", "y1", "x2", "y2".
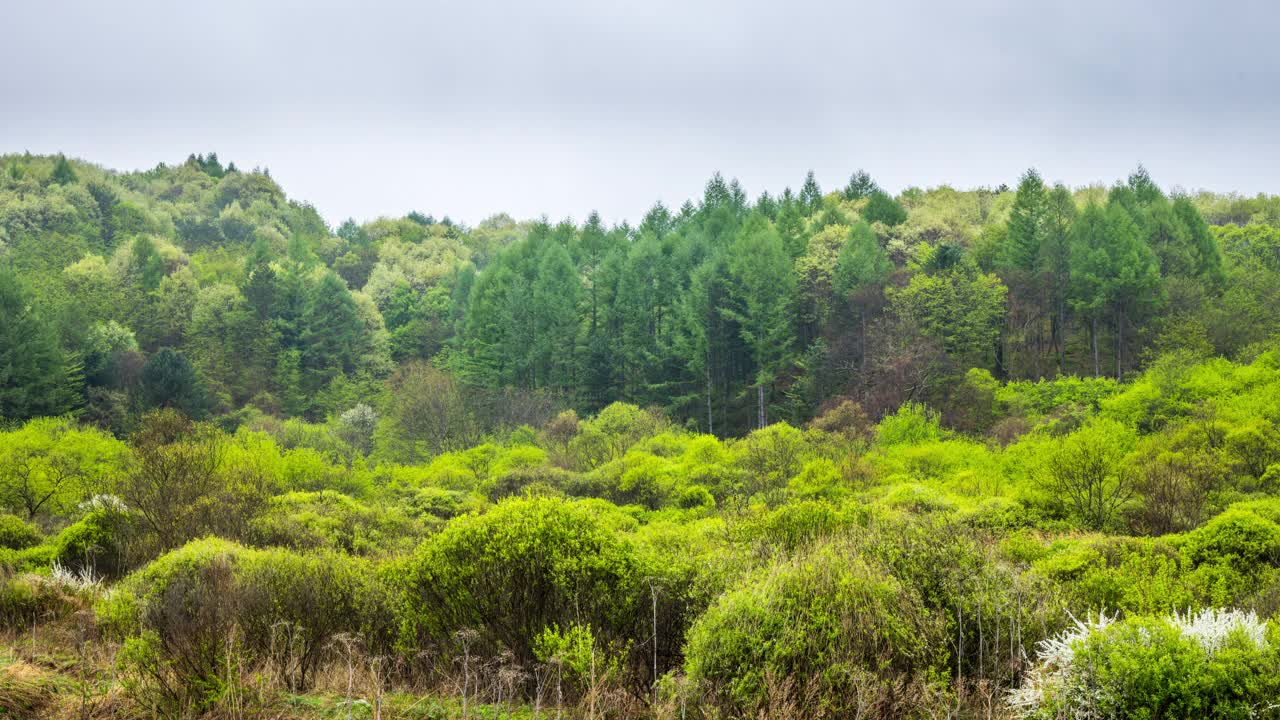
[{"x1": 3, "y1": 0, "x2": 1278, "y2": 227}]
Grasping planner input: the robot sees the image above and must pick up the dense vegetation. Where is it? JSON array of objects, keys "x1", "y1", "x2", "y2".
[{"x1": 3, "y1": 152, "x2": 1280, "y2": 718}]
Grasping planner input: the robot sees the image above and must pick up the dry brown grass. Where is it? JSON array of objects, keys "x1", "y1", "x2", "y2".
[{"x1": 0, "y1": 660, "x2": 57, "y2": 719}]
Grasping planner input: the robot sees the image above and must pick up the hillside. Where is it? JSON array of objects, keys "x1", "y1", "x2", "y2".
[{"x1": 2, "y1": 153, "x2": 1280, "y2": 718}]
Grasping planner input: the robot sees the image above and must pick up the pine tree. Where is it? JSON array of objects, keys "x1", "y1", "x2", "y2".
[
  {"x1": 1002, "y1": 169, "x2": 1048, "y2": 271},
  {"x1": 833, "y1": 221, "x2": 891, "y2": 297},
  {"x1": 1172, "y1": 196, "x2": 1223, "y2": 284},
  {"x1": 1069, "y1": 203, "x2": 1162, "y2": 378},
  {"x1": 530, "y1": 242, "x2": 581, "y2": 390},
  {"x1": 0, "y1": 270, "x2": 82, "y2": 420},
  {"x1": 300, "y1": 272, "x2": 362, "y2": 403},
  {"x1": 862, "y1": 190, "x2": 907, "y2": 227},
  {"x1": 50, "y1": 154, "x2": 77, "y2": 185},
  {"x1": 725, "y1": 213, "x2": 796, "y2": 428},
  {"x1": 140, "y1": 348, "x2": 207, "y2": 418},
  {"x1": 843, "y1": 169, "x2": 879, "y2": 200},
  {"x1": 1039, "y1": 185, "x2": 1078, "y2": 370},
  {"x1": 799, "y1": 171, "x2": 823, "y2": 213}
]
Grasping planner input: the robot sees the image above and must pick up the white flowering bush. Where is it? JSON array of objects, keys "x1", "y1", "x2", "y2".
[
  {"x1": 47, "y1": 561, "x2": 102, "y2": 592},
  {"x1": 78, "y1": 494, "x2": 130, "y2": 514},
  {"x1": 1011, "y1": 608, "x2": 1280, "y2": 719}
]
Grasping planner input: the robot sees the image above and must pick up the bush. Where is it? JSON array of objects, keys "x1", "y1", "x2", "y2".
[
  {"x1": 1184, "y1": 508, "x2": 1280, "y2": 568},
  {"x1": 0, "y1": 514, "x2": 41, "y2": 550},
  {"x1": 877, "y1": 402, "x2": 943, "y2": 446},
  {"x1": 676, "y1": 485, "x2": 715, "y2": 511},
  {"x1": 0, "y1": 573, "x2": 89, "y2": 628},
  {"x1": 247, "y1": 490, "x2": 418, "y2": 556},
  {"x1": 1011, "y1": 610, "x2": 1280, "y2": 719},
  {"x1": 398, "y1": 497, "x2": 643, "y2": 669},
  {"x1": 684, "y1": 538, "x2": 948, "y2": 718},
  {"x1": 104, "y1": 537, "x2": 383, "y2": 710},
  {"x1": 50, "y1": 502, "x2": 139, "y2": 578}
]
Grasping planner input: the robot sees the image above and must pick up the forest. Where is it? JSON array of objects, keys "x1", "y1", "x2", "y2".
[{"x1": 2, "y1": 151, "x2": 1280, "y2": 718}]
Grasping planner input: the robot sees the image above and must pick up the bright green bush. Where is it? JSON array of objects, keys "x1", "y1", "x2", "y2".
[
  {"x1": 787, "y1": 458, "x2": 847, "y2": 500},
  {"x1": 676, "y1": 484, "x2": 715, "y2": 511},
  {"x1": 1013, "y1": 610, "x2": 1280, "y2": 720},
  {"x1": 1184, "y1": 508, "x2": 1280, "y2": 568},
  {"x1": 684, "y1": 539, "x2": 948, "y2": 718},
  {"x1": 0, "y1": 513, "x2": 41, "y2": 550},
  {"x1": 50, "y1": 502, "x2": 139, "y2": 578},
  {"x1": 247, "y1": 490, "x2": 419, "y2": 555},
  {"x1": 398, "y1": 496, "x2": 643, "y2": 666},
  {"x1": 736, "y1": 500, "x2": 868, "y2": 555},
  {"x1": 0, "y1": 572, "x2": 88, "y2": 628},
  {"x1": 1032, "y1": 536, "x2": 1198, "y2": 614},
  {"x1": 877, "y1": 402, "x2": 943, "y2": 446}
]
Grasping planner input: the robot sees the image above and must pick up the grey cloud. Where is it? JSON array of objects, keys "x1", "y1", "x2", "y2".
[{"x1": 2, "y1": 0, "x2": 1278, "y2": 225}]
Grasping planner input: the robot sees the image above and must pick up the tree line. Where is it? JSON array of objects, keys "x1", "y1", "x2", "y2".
[{"x1": 2, "y1": 152, "x2": 1278, "y2": 440}]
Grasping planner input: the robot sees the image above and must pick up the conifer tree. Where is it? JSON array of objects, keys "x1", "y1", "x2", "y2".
[
  {"x1": 0, "y1": 270, "x2": 81, "y2": 420},
  {"x1": 725, "y1": 213, "x2": 795, "y2": 428}
]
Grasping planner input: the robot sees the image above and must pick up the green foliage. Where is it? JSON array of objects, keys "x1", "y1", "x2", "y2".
[
  {"x1": 1184, "y1": 508, "x2": 1280, "y2": 568},
  {"x1": 399, "y1": 497, "x2": 642, "y2": 664},
  {"x1": 888, "y1": 265, "x2": 1007, "y2": 361},
  {"x1": 50, "y1": 500, "x2": 138, "y2": 577},
  {"x1": 862, "y1": 189, "x2": 908, "y2": 226},
  {"x1": 1018, "y1": 612, "x2": 1280, "y2": 720},
  {"x1": 248, "y1": 490, "x2": 418, "y2": 556},
  {"x1": 685, "y1": 538, "x2": 947, "y2": 718},
  {"x1": 1033, "y1": 418, "x2": 1137, "y2": 530},
  {"x1": 877, "y1": 402, "x2": 943, "y2": 446},
  {"x1": 0, "y1": 417, "x2": 129, "y2": 520},
  {"x1": 0, "y1": 268, "x2": 82, "y2": 420},
  {"x1": 105, "y1": 537, "x2": 384, "y2": 706},
  {"x1": 140, "y1": 348, "x2": 209, "y2": 418},
  {"x1": 0, "y1": 513, "x2": 41, "y2": 550}
]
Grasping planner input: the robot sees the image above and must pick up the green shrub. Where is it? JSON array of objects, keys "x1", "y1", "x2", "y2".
[
  {"x1": 398, "y1": 497, "x2": 643, "y2": 667},
  {"x1": 1184, "y1": 508, "x2": 1280, "y2": 568},
  {"x1": 0, "y1": 573, "x2": 86, "y2": 628},
  {"x1": 1013, "y1": 610, "x2": 1280, "y2": 720},
  {"x1": 105, "y1": 537, "x2": 384, "y2": 708},
  {"x1": 0, "y1": 514, "x2": 41, "y2": 550},
  {"x1": 684, "y1": 539, "x2": 947, "y2": 718},
  {"x1": 1032, "y1": 537, "x2": 1200, "y2": 614},
  {"x1": 676, "y1": 485, "x2": 715, "y2": 511},
  {"x1": 877, "y1": 402, "x2": 943, "y2": 446},
  {"x1": 247, "y1": 490, "x2": 418, "y2": 555},
  {"x1": 736, "y1": 501, "x2": 867, "y2": 556},
  {"x1": 50, "y1": 502, "x2": 139, "y2": 578},
  {"x1": 404, "y1": 486, "x2": 466, "y2": 520}
]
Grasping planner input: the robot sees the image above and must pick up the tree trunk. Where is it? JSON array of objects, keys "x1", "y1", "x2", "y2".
[
  {"x1": 705, "y1": 359, "x2": 714, "y2": 437},
  {"x1": 757, "y1": 383, "x2": 766, "y2": 430},
  {"x1": 1115, "y1": 305, "x2": 1125, "y2": 381},
  {"x1": 1057, "y1": 294, "x2": 1067, "y2": 374},
  {"x1": 1091, "y1": 317, "x2": 1100, "y2": 378}
]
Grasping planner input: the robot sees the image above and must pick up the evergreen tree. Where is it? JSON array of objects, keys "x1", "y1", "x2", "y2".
[
  {"x1": 1039, "y1": 185, "x2": 1078, "y2": 370},
  {"x1": 530, "y1": 242, "x2": 581, "y2": 390},
  {"x1": 725, "y1": 213, "x2": 796, "y2": 428},
  {"x1": 799, "y1": 171, "x2": 823, "y2": 213},
  {"x1": 1069, "y1": 203, "x2": 1162, "y2": 378},
  {"x1": 1001, "y1": 169, "x2": 1048, "y2": 271},
  {"x1": 299, "y1": 272, "x2": 362, "y2": 404},
  {"x1": 862, "y1": 190, "x2": 907, "y2": 227},
  {"x1": 1172, "y1": 196, "x2": 1223, "y2": 284},
  {"x1": 140, "y1": 348, "x2": 207, "y2": 418},
  {"x1": 833, "y1": 221, "x2": 892, "y2": 297},
  {"x1": 843, "y1": 169, "x2": 879, "y2": 200},
  {"x1": 0, "y1": 270, "x2": 81, "y2": 420},
  {"x1": 50, "y1": 154, "x2": 77, "y2": 185}
]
